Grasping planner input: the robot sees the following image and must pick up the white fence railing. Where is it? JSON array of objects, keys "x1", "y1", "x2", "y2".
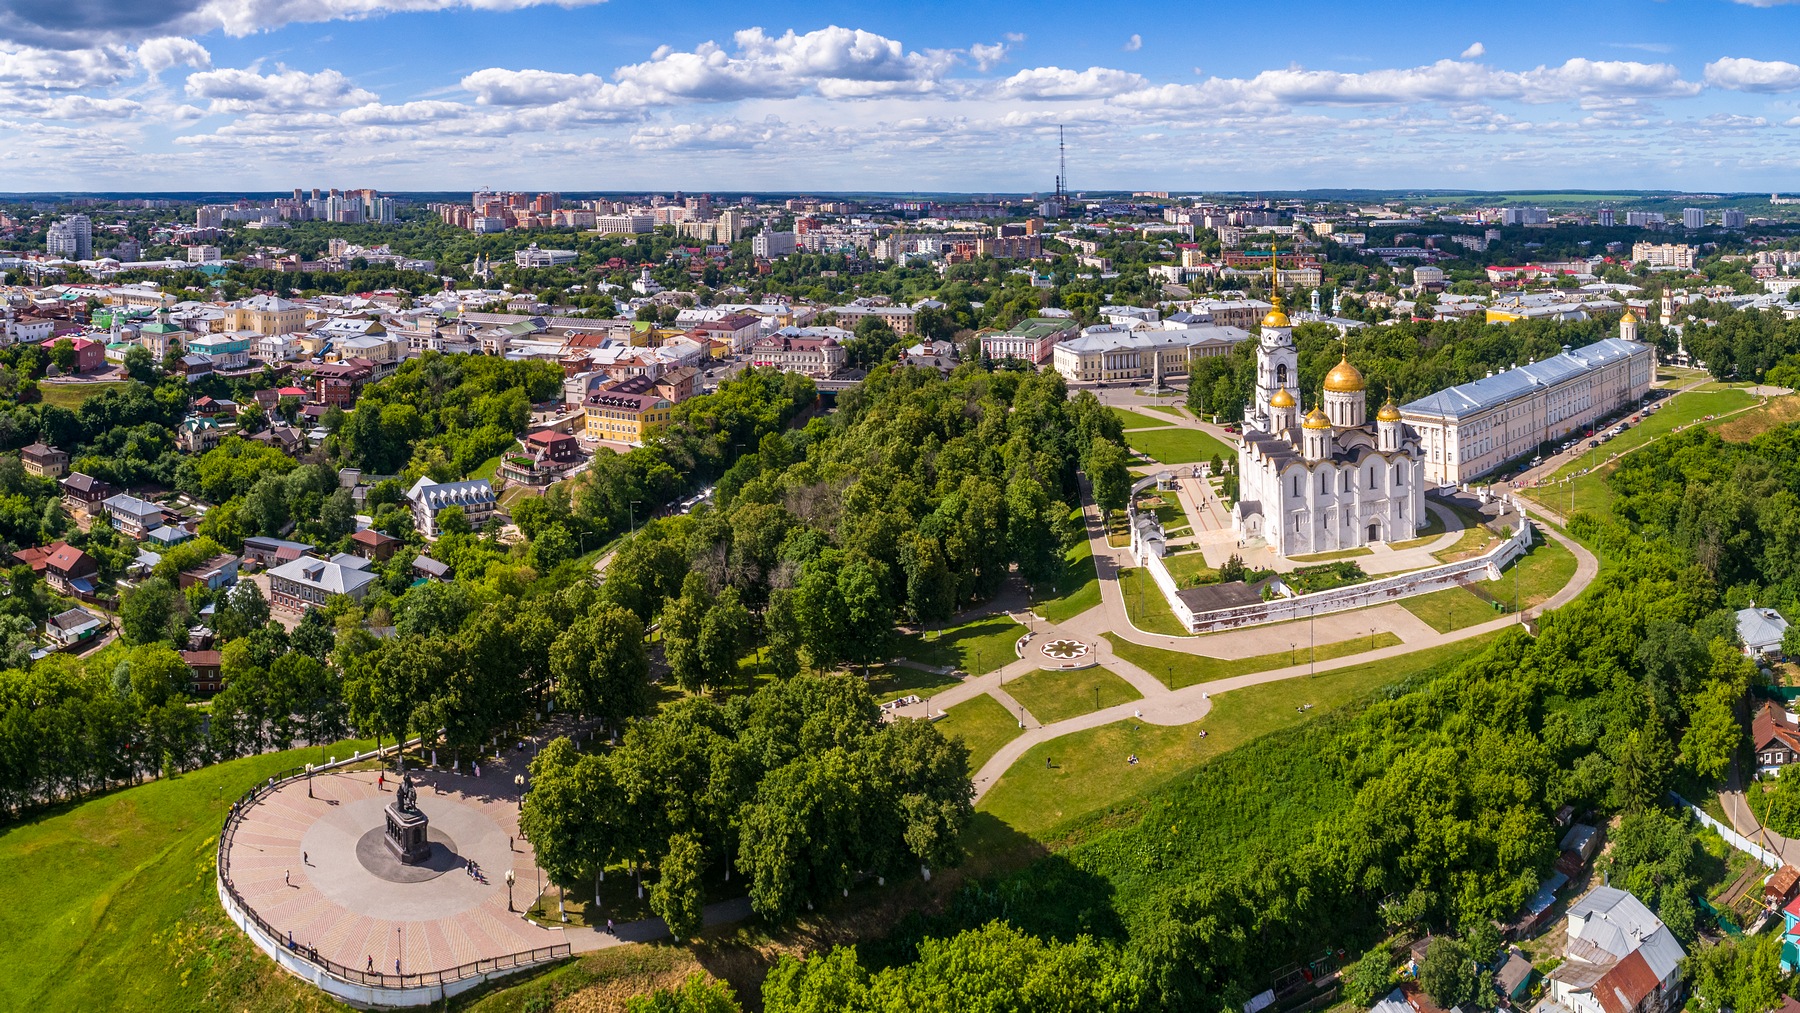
[{"x1": 1671, "y1": 792, "x2": 1781, "y2": 869}]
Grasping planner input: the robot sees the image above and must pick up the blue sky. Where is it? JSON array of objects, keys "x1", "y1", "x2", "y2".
[{"x1": 5, "y1": 0, "x2": 1800, "y2": 192}]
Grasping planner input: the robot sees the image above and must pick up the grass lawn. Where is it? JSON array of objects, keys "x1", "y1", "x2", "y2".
[
  {"x1": 1108, "y1": 630, "x2": 1403, "y2": 689},
  {"x1": 1110, "y1": 406, "x2": 1172, "y2": 429},
  {"x1": 1716, "y1": 394, "x2": 1800, "y2": 443},
  {"x1": 1402, "y1": 585, "x2": 1501, "y2": 633},
  {"x1": 1525, "y1": 466, "x2": 1617, "y2": 519},
  {"x1": 1522, "y1": 389, "x2": 1757, "y2": 520},
  {"x1": 1004, "y1": 666, "x2": 1143, "y2": 724},
  {"x1": 1430, "y1": 500, "x2": 1500, "y2": 563},
  {"x1": 1034, "y1": 535, "x2": 1100, "y2": 624},
  {"x1": 36, "y1": 379, "x2": 135, "y2": 409},
  {"x1": 1390, "y1": 503, "x2": 1451, "y2": 549},
  {"x1": 1498, "y1": 534, "x2": 1579, "y2": 609},
  {"x1": 979, "y1": 635, "x2": 1497, "y2": 837},
  {"x1": 0, "y1": 739, "x2": 376, "y2": 1013},
  {"x1": 865, "y1": 663, "x2": 966, "y2": 704},
  {"x1": 1117, "y1": 567, "x2": 1189, "y2": 636},
  {"x1": 1123, "y1": 426, "x2": 1234, "y2": 466},
  {"x1": 1162, "y1": 549, "x2": 1216, "y2": 587},
  {"x1": 938, "y1": 694, "x2": 1024, "y2": 771},
  {"x1": 1146, "y1": 404, "x2": 1185, "y2": 416},
  {"x1": 899, "y1": 614, "x2": 1025, "y2": 676},
  {"x1": 498, "y1": 484, "x2": 540, "y2": 510},
  {"x1": 1136, "y1": 493, "x2": 1192, "y2": 533},
  {"x1": 469, "y1": 453, "x2": 504, "y2": 481}
]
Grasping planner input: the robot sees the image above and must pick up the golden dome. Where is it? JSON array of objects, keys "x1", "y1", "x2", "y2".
[
  {"x1": 1261, "y1": 307, "x2": 1291, "y2": 329},
  {"x1": 1620, "y1": 308, "x2": 1637, "y2": 323},
  {"x1": 1323, "y1": 355, "x2": 1365, "y2": 393},
  {"x1": 1269, "y1": 387, "x2": 1296, "y2": 408},
  {"x1": 1302, "y1": 407, "x2": 1332, "y2": 430},
  {"x1": 1377, "y1": 401, "x2": 1401, "y2": 422}
]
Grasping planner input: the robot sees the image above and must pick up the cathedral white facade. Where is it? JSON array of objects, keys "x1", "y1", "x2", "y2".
[{"x1": 1232, "y1": 293, "x2": 1426, "y2": 557}]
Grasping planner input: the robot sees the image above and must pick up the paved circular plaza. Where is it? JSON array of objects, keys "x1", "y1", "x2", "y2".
[{"x1": 225, "y1": 765, "x2": 565, "y2": 975}]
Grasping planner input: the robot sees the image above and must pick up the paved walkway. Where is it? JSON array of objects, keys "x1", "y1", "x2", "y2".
[
  {"x1": 1720, "y1": 788, "x2": 1800, "y2": 864},
  {"x1": 227, "y1": 765, "x2": 560, "y2": 975},
  {"x1": 954, "y1": 517, "x2": 1598, "y2": 801}
]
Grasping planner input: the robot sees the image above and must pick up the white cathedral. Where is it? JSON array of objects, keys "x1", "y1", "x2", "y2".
[{"x1": 1232, "y1": 287, "x2": 1426, "y2": 557}]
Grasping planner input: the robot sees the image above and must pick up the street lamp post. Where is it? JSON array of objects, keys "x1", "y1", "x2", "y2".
[{"x1": 506, "y1": 869, "x2": 516, "y2": 912}]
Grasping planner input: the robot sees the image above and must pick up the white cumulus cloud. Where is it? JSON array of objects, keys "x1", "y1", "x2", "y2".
[
  {"x1": 1704, "y1": 57, "x2": 1800, "y2": 92},
  {"x1": 1461, "y1": 42, "x2": 1485, "y2": 59},
  {"x1": 186, "y1": 66, "x2": 377, "y2": 111},
  {"x1": 993, "y1": 65, "x2": 1148, "y2": 100},
  {"x1": 1124, "y1": 34, "x2": 1142, "y2": 52},
  {"x1": 136, "y1": 37, "x2": 213, "y2": 76}
]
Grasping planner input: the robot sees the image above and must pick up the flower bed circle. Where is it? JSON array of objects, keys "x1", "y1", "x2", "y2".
[{"x1": 1040, "y1": 638, "x2": 1090, "y2": 661}]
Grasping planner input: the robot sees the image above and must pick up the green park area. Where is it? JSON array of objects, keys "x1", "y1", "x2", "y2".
[
  {"x1": 1160, "y1": 548, "x2": 1216, "y2": 586},
  {"x1": 978, "y1": 636, "x2": 1497, "y2": 837},
  {"x1": 1033, "y1": 534, "x2": 1100, "y2": 624},
  {"x1": 1117, "y1": 567, "x2": 1188, "y2": 636},
  {"x1": 1122, "y1": 426, "x2": 1234, "y2": 465},
  {"x1": 1004, "y1": 666, "x2": 1143, "y2": 724},
  {"x1": 1108, "y1": 630, "x2": 1403, "y2": 690},
  {"x1": 1109, "y1": 406, "x2": 1171, "y2": 429},
  {"x1": 1405, "y1": 533, "x2": 1578, "y2": 633},
  {"x1": 898, "y1": 614, "x2": 1025, "y2": 676},
  {"x1": 1430, "y1": 500, "x2": 1502, "y2": 563},
  {"x1": 1145, "y1": 404, "x2": 1185, "y2": 416},
  {"x1": 36, "y1": 380, "x2": 135, "y2": 409},
  {"x1": 0, "y1": 740, "x2": 373, "y2": 1013},
  {"x1": 936, "y1": 694, "x2": 1024, "y2": 771},
  {"x1": 1402, "y1": 585, "x2": 1503, "y2": 633}
]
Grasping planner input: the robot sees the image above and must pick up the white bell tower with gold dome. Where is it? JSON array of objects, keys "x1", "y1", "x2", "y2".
[{"x1": 1253, "y1": 252, "x2": 1299, "y2": 424}]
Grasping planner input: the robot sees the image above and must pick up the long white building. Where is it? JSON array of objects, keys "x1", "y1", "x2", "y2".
[
  {"x1": 1400, "y1": 319, "x2": 1655, "y2": 486},
  {"x1": 1232, "y1": 292, "x2": 1426, "y2": 556},
  {"x1": 1051, "y1": 322, "x2": 1248, "y2": 384}
]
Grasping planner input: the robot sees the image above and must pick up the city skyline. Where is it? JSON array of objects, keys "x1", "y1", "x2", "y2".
[{"x1": 6, "y1": 0, "x2": 1800, "y2": 191}]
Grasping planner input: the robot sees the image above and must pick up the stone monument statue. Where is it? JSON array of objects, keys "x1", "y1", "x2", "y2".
[{"x1": 383, "y1": 753, "x2": 430, "y2": 864}]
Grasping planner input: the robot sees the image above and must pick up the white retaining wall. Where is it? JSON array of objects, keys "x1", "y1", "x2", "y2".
[{"x1": 1127, "y1": 484, "x2": 1538, "y2": 634}]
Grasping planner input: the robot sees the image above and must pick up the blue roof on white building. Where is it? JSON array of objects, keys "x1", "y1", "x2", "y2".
[{"x1": 1400, "y1": 338, "x2": 1649, "y2": 421}]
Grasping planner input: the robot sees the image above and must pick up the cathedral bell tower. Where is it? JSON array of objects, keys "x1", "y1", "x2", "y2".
[{"x1": 1253, "y1": 251, "x2": 1299, "y2": 423}]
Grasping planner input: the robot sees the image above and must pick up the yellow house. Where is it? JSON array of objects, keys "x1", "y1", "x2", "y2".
[
  {"x1": 227, "y1": 295, "x2": 307, "y2": 335},
  {"x1": 584, "y1": 392, "x2": 672, "y2": 446}
]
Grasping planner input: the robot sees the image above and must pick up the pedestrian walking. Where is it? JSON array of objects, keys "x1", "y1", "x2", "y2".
[
  {"x1": 285, "y1": 869, "x2": 291, "y2": 887},
  {"x1": 367, "y1": 955, "x2": 374, "y2": 974},
  {"x1": 395, "y1": 958, "x2": 401, "y2": 975},
  {"x1": 378, "y1": 772, "x2": 385, "y2": 790},
  {"x1": 303, "y1": 851, "x2": 309, "y2": 865}
]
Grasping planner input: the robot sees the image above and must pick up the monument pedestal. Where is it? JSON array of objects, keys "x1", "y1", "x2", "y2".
[{"x1": 385, "y1": 802, "x2": 430, "y2": 864}]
